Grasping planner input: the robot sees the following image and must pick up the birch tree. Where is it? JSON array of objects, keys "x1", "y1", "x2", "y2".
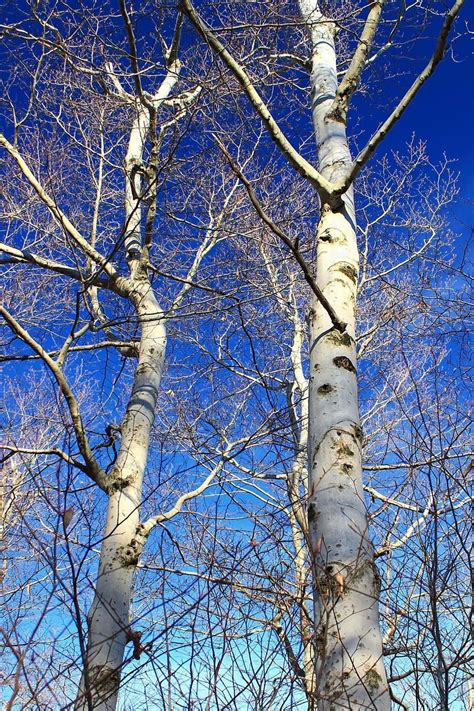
[
  {"x1": 149, "y1": 136, "x2": 469, "y2": 709},
  {"x1": 180, "y1": 1, "x2": 467, "y2": 708},
  {"x1": 0, "y1": 3, "x2": 246, "y2": 708},
  {"x1": 123, "y1": 141, "x2": 470, "y2": 710}
]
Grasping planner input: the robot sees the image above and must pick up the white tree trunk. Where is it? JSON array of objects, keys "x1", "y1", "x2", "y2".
[
  {"x1": 76, "y1": 284, "x2": 166, "y2": 711},
  {"x1": 76, "y1": 76, "x2": 174, "y2": 708},
  {"x1": 299, "y1": 2, "x2": 390, "y2": 708}
]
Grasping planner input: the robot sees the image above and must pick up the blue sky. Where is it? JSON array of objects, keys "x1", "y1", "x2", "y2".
[{"x1": 381, "y1": 11, "x2": 473, "y2": 231}]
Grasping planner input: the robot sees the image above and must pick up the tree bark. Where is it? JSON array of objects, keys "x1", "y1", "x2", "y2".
[
  {"x1": 76, "y1": 70, "x2": 175, "y2": 708},
  {"x1": 299, "y1": 2, "x2": 390, "y2": 708},
  {"x1": 76, "y1": 284, "x2": 166, "y2": 711}
]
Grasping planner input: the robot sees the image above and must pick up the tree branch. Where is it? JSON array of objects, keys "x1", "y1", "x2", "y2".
[
  {"x1": 0, "y1": 340, "x2": 140, "y2": 363},
  {"x1": 0, "y1": 242, "x2": 109, "y2": 287},
  {"x1": 0, "y1": 134, "x2": 121, "y2": 284},
  {"x1": 141, "y1": 459, "x2": 225, "y2": 535},
  {"x1": 181, "y1": 0, "x2": 336, "y2": 199},
  {"x1": 270, "y1": 611, "x2": 306, "y2": 681},
  {"x1": 119, "y1": 0, "x2": 146, "y2": 102},
  {"x1": 216, "y1": 138, "x2": 346, "y2": 332},
  {"x1": 0, "y1": 307, "x2": 107, "y2": 490},
  {"x1": 329, "y1": 0, "x2": 385, "y2": 124},
  {"x1": 1, "y1": 445, "x2": 91, "y2": 476},
  {"x1": 337, "y1": 0, "x2": 465, "y2": 192}
]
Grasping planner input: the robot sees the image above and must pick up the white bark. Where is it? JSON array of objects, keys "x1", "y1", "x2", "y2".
[
  {"x1": 76, "y1": 65, "x2": 180, "y2": 710},
  {"x1": 287, "y1": 312, "x2": 315, "y2": 703},
  {"x1": 76, "y1": 286, "x2": 166, "y2": 711},
  {"x1": 299, "y1": 2, "x2": 390, "y2": 708}
]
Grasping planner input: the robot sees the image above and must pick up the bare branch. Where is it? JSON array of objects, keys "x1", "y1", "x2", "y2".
[
  {"x1": 119, "y1": 0, "x2": 145, "y2": 102},
  {"x1": 0, "y1": 243, "x2": 108, "y2": 286},
  {"x1": 0, "y1": 445, "x2": 91, "y2": 476},
  {"x1": 329, "y1": 1, "x2": 385, "y2": 124},
  {"x1": 141, "y1": 459, "x2": 225, "y2": 534},
  {"x1": 0, "y1": 340, "x2": 139, "y2": 363},
  {"x1": 0, "y1": 134, "x2": 123, "y2": 286},
  {"x1": 0, "y1": 307, "x2": 107, "y2": 490},
  {"x1": 181, "y1": 0, "x2": 336, "y2": 199},
  {"x1": 338, "y1": 0, "x2": 465, "y2": 191},
  {"x1": 216, "y1": 138, "x2": 346, "y2": 332}
]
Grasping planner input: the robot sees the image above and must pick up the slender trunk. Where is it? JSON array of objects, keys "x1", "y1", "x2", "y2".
[
  {"x1": 299, "y1": 3, "x2": 390, "y2": 708},
  {"x1": 287, "y1": 317, "x2": 316, "y2": 706},
  {"x1": 76, "y1": 284, "x2": 166, "y2": 711},
  {"x1": 77, "y1": 94, "x2": 169, "y2": 709}
]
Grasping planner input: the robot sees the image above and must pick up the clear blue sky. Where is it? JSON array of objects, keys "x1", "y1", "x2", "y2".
[{"x1": 382, "y1": 12, "x2": 473, "y2": 232}]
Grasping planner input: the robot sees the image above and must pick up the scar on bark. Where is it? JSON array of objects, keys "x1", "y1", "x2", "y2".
[
  {"x1": 326, "y1": 331, "x2": 353, "y2": 347},
  {"x1": 337, "y1": 262, "x2": 358, "y2": 283},
  {"x1": 87, "y1": 665, "x2": 121, "y2": 697},
  {"x1": 307, "y1": 502, "x2": 319, "y2": 524},
  {"x1": 333, "y1": 355, "x2": 356, "y2": 373},
  {"x1": 129, "y1": 164, "x2": 150, "y2": 201},
  {"x1": 315, "y1": 623, "x2": 327, "y2": 655},
  {"x1": 364, "y1": 668, "x2": 383, "y2": 692},
  {"x1": 105, "y1": 470, "x2": 135, "y2": 493},
  {"x1": 119, "y1": 524, "x2": 149, "y2": 566}
]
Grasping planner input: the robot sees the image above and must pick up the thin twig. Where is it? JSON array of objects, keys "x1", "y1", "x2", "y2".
[{"x1": 215, "y1": 138, "x2": 346, "y2": 332}]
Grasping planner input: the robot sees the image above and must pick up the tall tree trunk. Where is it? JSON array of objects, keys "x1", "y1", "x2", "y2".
[
  {"x1": 76, "y1": 285, "x2": 166, "y2": 711},
  {"x1": 299, "y1": 3, "x2": 390, "y2": 708},
  {"x1": 76, "y1": 83, "x2": 172, "y2": 708}
]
